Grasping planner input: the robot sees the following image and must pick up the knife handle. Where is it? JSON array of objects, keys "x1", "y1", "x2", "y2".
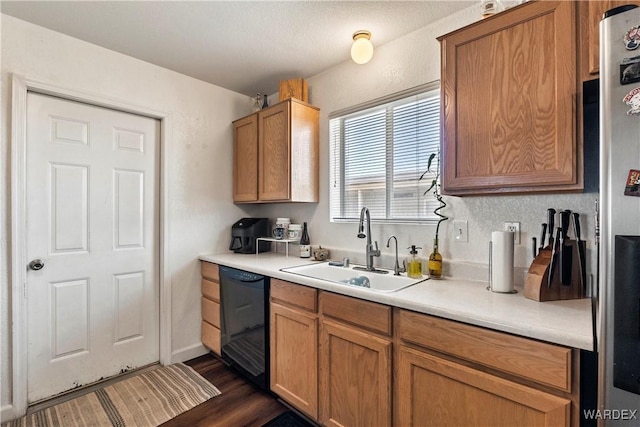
[
  {"x1": 548, "y1": 227, "x2": 562, "y2": 288},
  {"x1": 572, "y1": 212, "x2": 581, "y2": 240},
  {"x1": 547, "y1": 208, "x2": 556, "y2": 245},
  {"x1": 560, "y1": 211, "x2": 571, "y2": 239},
  {"x1": 540, "y1": 223, "x2": 547, "y2": 250}
]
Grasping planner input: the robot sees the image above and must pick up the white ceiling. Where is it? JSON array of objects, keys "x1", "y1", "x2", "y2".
[{"x1": 1, "y1": 1, "x2": 475, "y2": 97}]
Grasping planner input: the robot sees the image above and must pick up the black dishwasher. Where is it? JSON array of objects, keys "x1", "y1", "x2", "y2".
[{"x1": 219, "y1": 266, "x2": 270, "y2": 390}]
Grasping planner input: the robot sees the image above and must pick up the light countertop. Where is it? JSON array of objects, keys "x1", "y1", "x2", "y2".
[{"x1": 199, "y1": 252, "x2": 595, "y2": 351}]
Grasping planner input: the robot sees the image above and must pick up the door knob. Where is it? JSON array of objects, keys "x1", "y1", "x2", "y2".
[{"x1": 28, "y1": 259, "x2": 45, "y2": 271}]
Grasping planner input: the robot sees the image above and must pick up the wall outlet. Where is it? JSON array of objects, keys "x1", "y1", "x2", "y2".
[
  {"x1": 504, "y1": 222, "x2": 521, "y2": 244},
  {"x1": 453, "y1": 220, "x2": 468, "y2": 243}
]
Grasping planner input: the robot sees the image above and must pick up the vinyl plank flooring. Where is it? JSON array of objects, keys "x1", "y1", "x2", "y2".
[{"x1": 160, "y1": 353, "x2": 288, "y2": 427}]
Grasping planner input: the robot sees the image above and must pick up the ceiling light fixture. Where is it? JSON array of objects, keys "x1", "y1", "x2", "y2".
[{"x1": 351, "y1": 30, "x2": 373, "y2": 65}]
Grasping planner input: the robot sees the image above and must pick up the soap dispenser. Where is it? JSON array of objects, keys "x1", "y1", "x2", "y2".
[{"x1": 405, "y1": 245, "x2": 424, "y2": 278}]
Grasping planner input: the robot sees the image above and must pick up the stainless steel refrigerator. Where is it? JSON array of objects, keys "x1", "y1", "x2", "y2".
[{"x1": 600, "y1": 5, "x2": 640, "y2": 424}]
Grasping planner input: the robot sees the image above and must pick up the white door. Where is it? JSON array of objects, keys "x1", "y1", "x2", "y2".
[{"x1": 25, "y1": 93, "x2": 160, "y2": 403}]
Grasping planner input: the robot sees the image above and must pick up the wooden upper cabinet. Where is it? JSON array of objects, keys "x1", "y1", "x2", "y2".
[
  {"x1": 259, "y1": 102, "x2": 290, "y2": 200},
  {"x1": 232, "y1": 98, "x2": 319, "y2": 203},
  {"x1": 233, "y1": 114, "x2": 259, "y2": 202},
  {"x1": 439, "y1": 1, "x2": 581, "y2": 195},
  {"x1": 579, "y1": 1, "x2": 640, "y2": 81}
]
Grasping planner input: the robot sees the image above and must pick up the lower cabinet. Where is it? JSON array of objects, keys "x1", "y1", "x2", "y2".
[
  {"x1": 319, "y1": 319, "x2": 392, "y2": 427},
  {"x1": 269, "y1": 284, "x2": 391, "y2": 426},
  {"x1": 319, "y1": 292, "x2": 392, "y2": 427},
  {"x1": 200, "y1": 261, "x2": 221, "y2": 355},
  {"x1": 396, "y1": 345, "x2": 570, "y2": 426},
  {"x1": 267, "y1": 280, "x2": 578, "y2": 427},
  {"x1": 395, "y1": 309, "x2": 576, "y2": 427},
  {"x1": 269, "y1": 279, "x2": 318, "y2": 420}
]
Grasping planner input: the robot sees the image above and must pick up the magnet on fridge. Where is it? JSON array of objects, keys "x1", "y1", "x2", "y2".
[
  {"x1": 624, "y1": 25, "x2": 640, "y2": 50},
  {"x1": 622, "y1": 87, "x2": 640, "y2": 115},
  {"x1": 624, "y1": 169, "x2": 640, "y2": 196},
  {"x1": 621, "y1": 56, "x2": 640, "y2": 85}
]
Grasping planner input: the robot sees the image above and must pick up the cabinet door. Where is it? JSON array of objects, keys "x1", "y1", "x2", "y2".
[
  {"x1": 233, "y1": 114, "x2": 258, "y2": 202},
  {"x1": 289, "y1": 101, "x2": 320, "y2": 202},
  {"x1": 396, "y1": 346, "x2": 570, "y2": 427},
  {"x1": 319, "y1": 319, "x2": 391, "y2": 427},
  {"x1": 440, "y1": 1, "x2": 579, "y2": 195},
  {"x1": 270, "y1": 302, "x2": 318, "y2": 420},
  {"x1": 259, "y1": 102, "x2": 290, "y2": 201},
  {"x1": 580, "y1": 1, "x2": 640, "y2": 80}
]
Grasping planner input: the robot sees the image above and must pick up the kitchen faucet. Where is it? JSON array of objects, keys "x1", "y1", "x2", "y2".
[
  {"x1": 355, "y1": 207, "x2": 386, "y2": 273},
  {"x1": 386, "y1": 235, "x2": 405, "y2": 276}
]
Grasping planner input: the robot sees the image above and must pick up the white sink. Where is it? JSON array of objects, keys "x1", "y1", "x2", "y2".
[{"x1": 280, "y1": 262, "x2": 428, "y2": 293}]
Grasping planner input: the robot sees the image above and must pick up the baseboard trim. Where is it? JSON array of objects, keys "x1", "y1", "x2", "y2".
[
  {"x1": 1, "y1": 403, "x2": 18, "y2": 423},
  {"x1": 171, "y1": 343, "x2": 208, "y2": 364}
]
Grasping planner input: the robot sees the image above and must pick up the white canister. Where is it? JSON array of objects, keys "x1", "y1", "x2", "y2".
[
  {"x1": 276, "y1": 218, "x2": 290, "y2": 226},
  {"x1": 288, "y1": 224, "x2": 302, "y2": 241}
]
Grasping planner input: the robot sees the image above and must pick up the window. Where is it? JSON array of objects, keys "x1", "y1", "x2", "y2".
[{"x1": 329, "y1": 82, "x2": 441, "y2": 223}]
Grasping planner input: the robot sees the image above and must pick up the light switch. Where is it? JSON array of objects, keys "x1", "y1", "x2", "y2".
[{"x1": 453, "y1": 220, "x2": 468, "y2": 243}]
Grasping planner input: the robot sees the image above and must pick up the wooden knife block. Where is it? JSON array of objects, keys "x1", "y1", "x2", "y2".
[{"x1": 524, "y1": 240, "x2": 585, "y2": 302}]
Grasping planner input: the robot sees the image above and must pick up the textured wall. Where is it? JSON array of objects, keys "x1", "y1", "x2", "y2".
[{"x1": 0, "y1": 14, "x2": 255, "y2": 413}]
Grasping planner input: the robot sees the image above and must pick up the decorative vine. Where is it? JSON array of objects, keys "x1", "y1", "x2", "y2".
[{"x1": 419, "y1": 152, "x2": 448, "y2": 238}]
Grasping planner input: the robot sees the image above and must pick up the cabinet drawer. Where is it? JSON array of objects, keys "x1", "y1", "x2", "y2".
[
  {"x1": 398, "y1": 310, "x2": 571, "y2": 392},
  {"x1": 201, "y1": 278, "x2": 220, "y2": 302},
  {"x1": 320, "y1": 291, "x2": 392, "y2": 336},
  {"x1": 201, "y1": 262, "x2": 219, "y2": 281},
  {"x1": 396, "y1": 345, "x2": 570, "y2": 426},
  {"x1": 201, "y1": 320, "x2": 221, "y2": 355},
  {"x1": 271, "y1": 278, "x2": 317, "y2": 313},
  {"x1": 201, "y1": 297, "x2": 221, "y2": 328}
]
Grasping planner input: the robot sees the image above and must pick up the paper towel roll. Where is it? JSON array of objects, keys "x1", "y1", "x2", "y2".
[{"x1": 490, "y1": 231, "x2": 515, "y2": 293}]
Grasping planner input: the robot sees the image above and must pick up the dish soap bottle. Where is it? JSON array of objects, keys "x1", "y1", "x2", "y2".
[
  {"x1": 428, "y1": 237, "x2": 443, "y2": 279},
  {"x1": 299, "y1": 222, "x2": 311, "y2": 258},
  {"x1": 405, "y1": 245, "x2": 423, "y2": 278}
]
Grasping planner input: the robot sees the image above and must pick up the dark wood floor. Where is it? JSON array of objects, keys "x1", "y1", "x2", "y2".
[{"x1": 160, "y1": 353, "x2": 288, "y2": 427}]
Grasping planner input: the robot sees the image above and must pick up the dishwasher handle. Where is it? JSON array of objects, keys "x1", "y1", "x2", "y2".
[
  {"x1": 219, "y1": 266, "x2": 265, "y2": 283},
  {"x1": 238, "y1": 277, "x2": 264, "y2": 284}
]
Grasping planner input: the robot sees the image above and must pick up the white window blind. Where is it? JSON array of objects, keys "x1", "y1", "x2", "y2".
[{"x1": 329, "y1": 82, "x2": 441, "y2": 223}]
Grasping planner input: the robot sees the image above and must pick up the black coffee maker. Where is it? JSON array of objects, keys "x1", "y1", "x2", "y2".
[{"x1": 229, "y1": 218, "x2": 271, "y2": 254}]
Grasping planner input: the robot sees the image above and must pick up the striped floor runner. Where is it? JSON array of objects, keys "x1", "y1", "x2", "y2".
[{"x1": 3, "y1": 363, "x2": 221, "y2": 427}]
